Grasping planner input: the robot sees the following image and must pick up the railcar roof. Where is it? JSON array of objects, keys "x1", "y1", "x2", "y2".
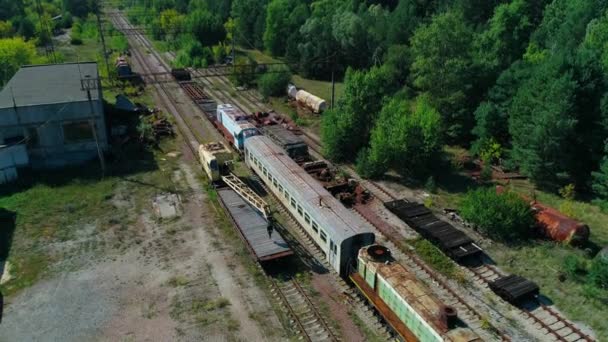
[{"x1": 246, "y1": 135, "x2": 374, "y2": 242}]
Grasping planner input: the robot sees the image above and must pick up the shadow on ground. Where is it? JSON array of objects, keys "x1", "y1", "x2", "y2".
[{"x1": 0, "y1": 208, "x2": 16, "y2": 324}]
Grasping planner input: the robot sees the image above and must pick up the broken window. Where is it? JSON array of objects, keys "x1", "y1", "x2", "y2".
[{"x1": 63, "y1": 121, "x2": 94, "y2": 143}]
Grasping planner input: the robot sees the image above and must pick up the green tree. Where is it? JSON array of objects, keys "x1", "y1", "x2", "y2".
[
  {"x1": 588, "y1": 256, "x2": 608, "y2": 289},
  {"x1": 257, "y1": 71, "x2": 292, "y2": 99},
  {"x1": 592, "y1": 144, "x2": 608, "y2": 200},
  {"x1": 231, "y1": 0, "x2": 269, "y2": 48},
  {"x1": 321, "y1": 66, "x2": 396, "y2": 161},
  {"x1": 460, "y1": 188, "x2": 535, "y2": 241},
  {"x1": 473, "y1": 0, "x2": 543, "y2": 77},
  {"x1": 160, "y1": 9, "x2": 185, "y2": 38},
  {"x1": 508, "y1": 57, "x2": 578, "y2": 189},
  {"x1": 0, "y1": 37, "x2": 39, "y2": 86},
  {"x1": 297, "y1": 0, "x2": 341, "y2": 78},
  {"x1": 410, "y1": 9, "x2": 475, "y2": 141},
  {"x1": 185, "y1": 9, "x2": 225, "y2": 47},
  {"x1": 357, "y1": 96, "x2": 442, "y2": 179},
  {"x1": 0, "y1": 0, "x2": 23, "y2": 21},
  {"x1": 263, "y1": 0, "x2": 308, "y2": 57}
]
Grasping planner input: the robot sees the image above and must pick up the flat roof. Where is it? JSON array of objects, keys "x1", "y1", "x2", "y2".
[
  {"x1": 0, "y1": 62, "x2": 100, "y2": 109},
  {"x1": 246, "y1": 135, "x2": 374, "y2": 243},
  {"x1": 218, "y1": 188, "x2": 293, "y2": 261}
]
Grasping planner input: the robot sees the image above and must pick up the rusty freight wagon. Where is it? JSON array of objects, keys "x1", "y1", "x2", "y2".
[{"x1": 532, "y1": 202, "x2": 590, "y2": 244}]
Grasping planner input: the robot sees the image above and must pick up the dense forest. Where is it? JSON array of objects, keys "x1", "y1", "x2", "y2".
[
  {"x1": 116, "y1": 0, "x2": 608, "y2": 207},
  {"x1": 2, "y1": 0, "x2": 608, "y2": 208}
]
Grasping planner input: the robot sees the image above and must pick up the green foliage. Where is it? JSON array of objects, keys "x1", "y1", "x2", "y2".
[
  {"x1": 321, "y1": 66, "x2": 397, "y2": 162},
  {"x1": 231, "y1": 0, "x2": 269, "y2": 48},
  {"x1": 478, "y1": 138, "x2": 502, "y2": 165},
  {"x1": 593, "y1": 144, "x2": 608, "y2": 201},
  {"x1": 460, "y1": 188, "x2": 535, "y2": 241},
  {"x1": 410, "y1": 9, "x2": 474, "y2": 141},
  {"x1": 0, "y1": 37, "x2": 39, "y2": 86},
  {"x1": 185, "y1": 9, "x2": 225, "y2": 46},
  {"x1": 563, "y1": 255, "x2": 585, "y2": 278},
  {"x1": 263, "y1": 0, "x2": 307, "y2": 56},
  {"x1": 357, "y1": 96, "x2": 443, "y2": 179},
  {"x1": 257, "y1": 71, "x2": 291, "y2": 99},
  {"x1": 588, "y1": 257, "x2": 608, "y2": 289},
  {"x1": 425, "y1": 176, "x2": 438, "y2": 194},
  {"x1": 508, "y1": 57, "x2": 578, "y2": 189},
  {"x1": 230, "y1": 55, "x2": 257, "y2": 87},
  {"x1": 411, "y1": 239, "x2": 458, "y2": 278}
]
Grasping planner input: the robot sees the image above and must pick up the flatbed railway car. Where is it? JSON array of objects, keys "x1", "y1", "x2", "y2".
[
  {"x1": 385, "y1": 201, "x2": 482, "y2": 261},
  {"x1": 353, "y1": 245, "x2": 482, "y2": 342},
  {"x1": 217, "y1": 104, "x2": 259, "y2": 150},
  {"x1": 244, "y1": 135, "x2": 375, "y2": 276},
  {"x1": 489, "y1": 275, "x2": 539, "y2": 305}
]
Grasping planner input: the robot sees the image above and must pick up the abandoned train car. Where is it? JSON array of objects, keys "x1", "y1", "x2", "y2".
[
  {"x1": 244, "y1": 135, "x2": 375, "y2": 276},
  {"x1": 353, "y1": 245, "x2": 482, "y2": 342},
  {"x1": 216, "y1": 104, "x2": 258, "y2": 150}
]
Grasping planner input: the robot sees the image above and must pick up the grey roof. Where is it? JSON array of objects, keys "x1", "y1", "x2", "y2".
[
  {"x1": 0, "y1": 62, "x2": 100, "y2": 109},
  {"x1": 217, "y1": 188, "x2": 292, "y2": 260},
  {"x1": 245, "y1": 135, "x2": 374, "y2": 243}
]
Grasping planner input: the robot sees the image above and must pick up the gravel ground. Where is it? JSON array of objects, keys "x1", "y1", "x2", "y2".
[{"x1": 0, "y1": 158, "x2": 285, "y2": 342}]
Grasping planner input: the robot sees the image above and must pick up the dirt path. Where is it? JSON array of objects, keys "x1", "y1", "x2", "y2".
[{"x1": 179, "y1": 163, "x2": 270, "y2": 341}]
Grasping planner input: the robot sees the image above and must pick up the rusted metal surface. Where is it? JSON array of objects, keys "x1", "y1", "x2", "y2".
[
  {"x1": 350, "y1": 272, "x2": 421, "y2": 342},
  {"x1": 496, "y1": 186, "x2": 590, "y2": 244},
  {"x1": 259, "y1": 125, "x2": 309, "y2": 161},
  {"x1": 180, "y1": 82, "x2": 208, "y2": 103},
  {"x1": 357, "y1": 246, "x2": 483, "y2": 342},
  {"x1": 533, "y1": 203, "x2": 590, "y2": 244}
]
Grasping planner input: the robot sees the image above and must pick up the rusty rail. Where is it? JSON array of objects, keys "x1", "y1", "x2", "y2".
[
  {"x1": 292, "y1": 279, "x2": 339, "y2": 342},
  {"x1": 269, "y1": 278, "x2": 312, "y2": 342}
]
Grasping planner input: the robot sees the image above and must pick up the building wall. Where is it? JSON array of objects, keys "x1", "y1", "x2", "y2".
[{"x1": 0, "y1": 99, "x2": 107, "y2": 168}]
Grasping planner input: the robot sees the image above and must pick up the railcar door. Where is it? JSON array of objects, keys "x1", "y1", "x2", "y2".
[{"x1": 329, "y1": 240, "x2": 335, "y2": 268}]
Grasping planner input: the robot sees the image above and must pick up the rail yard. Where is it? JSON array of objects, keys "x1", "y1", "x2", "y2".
[
  {"x1": 99, "y1": 9, "x2": 598, "y2": 342},
  {"x1": 1, "y1": 4, "x2": 604, "y2": 342}
]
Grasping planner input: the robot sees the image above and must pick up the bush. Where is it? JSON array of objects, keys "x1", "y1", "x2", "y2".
[
  {"x1": 70, "y1": 37, "x2": 83, "y2": 45},
  {"x1": 588, "y1": 257, "x2": 608, "y2": 289},
  {"x1": 563, "y1": 255, "x2": 585, "y2": 278},
  {"x1": 411, "y1": 239, "x2": 457, "y2": 278},
  {"x1": 459, "y1": 188, "x2": 535, "y2": 241},
  {"x1": 257, "y1": 72, "x2": 291, "y2": 99}
]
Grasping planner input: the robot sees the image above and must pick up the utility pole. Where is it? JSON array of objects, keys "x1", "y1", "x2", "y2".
[
  {"x1": 35, "y1": 0, "x2": 56, "y2": 63},
  {"x1": 96, "y1": 7, "x2": 112, "y2": 84},
  {"x1": 231, "y1": 24, "x2": 236, "y2": 76},
  {"x1": 83, "y1": 75, "x2": 106, "y2": 177},
  {"x1": 330, "y1": 57, "x2": 335, "y2": 110}
]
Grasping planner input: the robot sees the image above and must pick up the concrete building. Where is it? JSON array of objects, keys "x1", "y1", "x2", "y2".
[{"x1": 0, "y1": 62, "x2": 107, "y2": 168}]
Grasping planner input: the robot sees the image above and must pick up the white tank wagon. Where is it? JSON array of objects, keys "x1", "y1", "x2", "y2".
[
  {"x1": 244, "y1": 135, "x2": 375, "y2": 276},
  {"x1": 287, "y1": 84, "x2": 327, "y2": 114}
]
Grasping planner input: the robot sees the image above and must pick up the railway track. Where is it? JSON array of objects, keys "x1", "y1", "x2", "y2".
[
  {"x1": 112, "y1": 12, "x2": 596, "y2": 342},
  {"x1": 109, "y1": 12, "x2": 345, "y2": 341},
  {"x1": 270, "y1": 278, "x2": 338, "y2": 342}
]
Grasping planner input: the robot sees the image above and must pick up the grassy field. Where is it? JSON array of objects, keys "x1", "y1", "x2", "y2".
[
  {"x1": 0, "y1": 136, "x2": 180, "y2": 296},
  {"x1": 241, "y1": 48, "x2": 345, "y2": 103},
  {"x1": 426, "y1": 147, "x2": 608, "y2": 339}
]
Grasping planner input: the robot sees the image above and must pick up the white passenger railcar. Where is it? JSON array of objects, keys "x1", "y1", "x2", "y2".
[{"x1": 244, "y1": 135, "x2": 375, "y2": 276}]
